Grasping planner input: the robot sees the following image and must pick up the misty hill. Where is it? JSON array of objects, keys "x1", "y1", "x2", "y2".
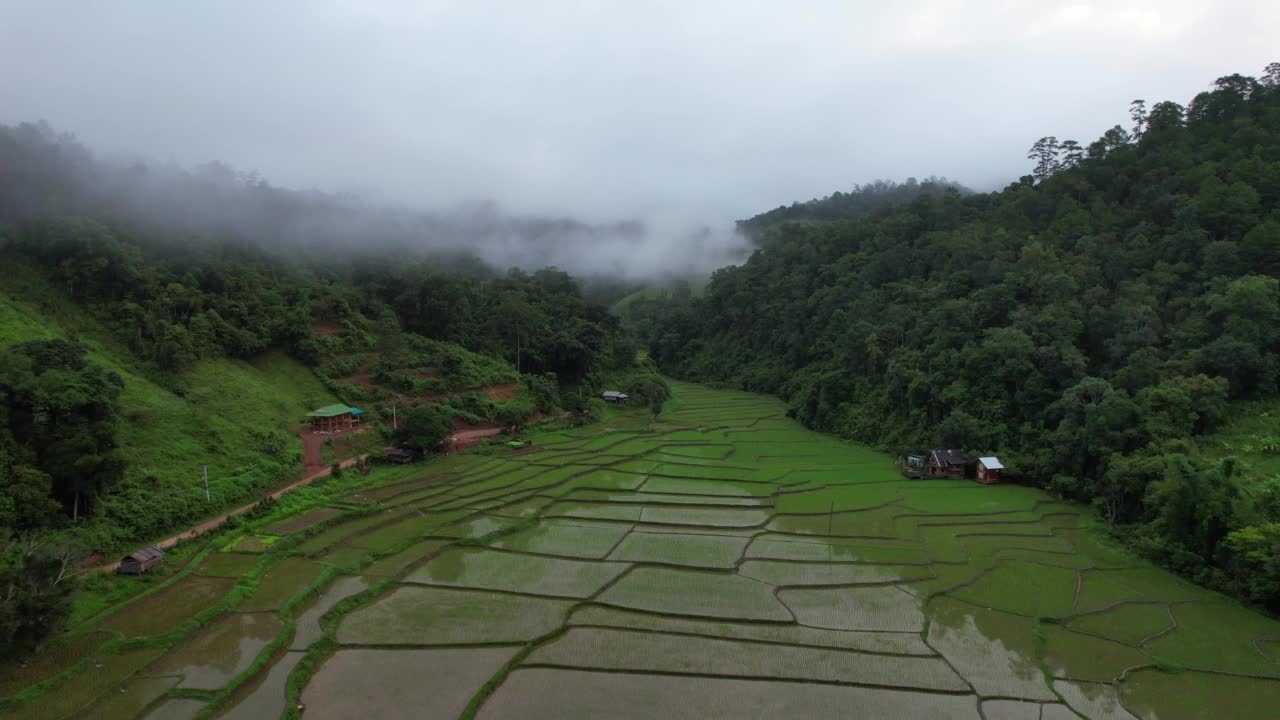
[
  {"x1": 0, "y1": 198, "x2": 646, "y2": 554},
  {"x1": 736, "y1": 177, "x2": 970, "y2": 233},
  {"x1": 630, "y1": 67, "x2": 1280, "y2": 610},
  {"x1": 0, "y1": 121, "x2": 745, "y2": 279}
]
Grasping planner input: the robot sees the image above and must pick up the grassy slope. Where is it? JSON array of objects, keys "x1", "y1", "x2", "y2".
[{"x1": 0, "y1": 260, "x2": 341, "y2": 548}]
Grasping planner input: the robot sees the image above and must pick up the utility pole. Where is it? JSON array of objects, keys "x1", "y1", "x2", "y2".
[{"x1": 203, "y1": 465, "x2": 210, "y2": 502}]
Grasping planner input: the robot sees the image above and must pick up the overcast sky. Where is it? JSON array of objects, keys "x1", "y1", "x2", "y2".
[{"x1": 1, "y1": 1, "x2": 1277, "y2": 226}]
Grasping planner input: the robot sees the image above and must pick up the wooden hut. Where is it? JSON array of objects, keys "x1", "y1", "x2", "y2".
[
  {"x1": 601, "y1": 391, "x2": 629, "y2": 404},
  {"x1": 119, "y1": 546, "x2": 165, "y2": 575},
  {"x1": 307, "y1": 404, "x2": 363, "y2": 434},
  {"x1": 976, "y1": 456, "x2": 1004, "y2": 484},
  {"x1": 926, "y1": 449, "x2": 968, "y2": 479}
]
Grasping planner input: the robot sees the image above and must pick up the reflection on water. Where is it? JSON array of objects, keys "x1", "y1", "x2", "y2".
[
  {"x1": 926, "y1": 596, "x2": 1055, "y2": 701},
  {"x1": 146, "y1": 613, "x2": 281, "y2": 689},
  {"x1": 1054, "y1": 679, "x2": 1138, "y2": 720},
  {"x1": 291, "y1": 576, "x2": 370, "y2": 650},
  {"x1": 140, "y1": 698, "x2": 206, "y2": 720},
  {"x1": 218, "y1": 651, "x2": 305, "y2": 720}
]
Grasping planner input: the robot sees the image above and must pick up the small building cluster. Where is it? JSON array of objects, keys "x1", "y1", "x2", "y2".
[
  {"x1": 307, "y1": 404, "x2": 364, "y2": 434},
  {"x1": 897, "y1": 449, "x2": 1005, "y2": 484}
]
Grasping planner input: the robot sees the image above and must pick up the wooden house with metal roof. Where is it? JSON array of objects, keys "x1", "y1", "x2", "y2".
[
  {"x1": 976, "y1": 456, "x2": 1005, "y2": 484},
  {"x1": 926, "y1": 449, "x2": 968, "y2": 479},
  {"x1": 307, "y1": 404, "x2": 364, "y2": 434}
]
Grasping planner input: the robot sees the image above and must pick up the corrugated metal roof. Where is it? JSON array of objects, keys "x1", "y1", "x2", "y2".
[
  {"x1": 308, "y1": 404, "x2": 355, "y2": 417},
  {"x1": 127, "y1": 546, "x2": 164, "y2": 562},
  {"x1": 930, "y1": 449, "x2": 968, "y2": 466},
  {"x1": 602, "y1": 391, "x2": 628, "y2": 399},
  {"x1": 978, "y1": 457, "x2": 1004, "y2": 470}
]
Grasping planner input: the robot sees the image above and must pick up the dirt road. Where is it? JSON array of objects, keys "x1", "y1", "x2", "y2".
[
  {"x1": 94, "y1": 423, "x2": 507, "y2": 573},
  {"x1": 94, "y1": 456, "x2": 363, "y2": 573},
  {"x1": 449, "y1": 426, "x2": 503, "y2": 451}
]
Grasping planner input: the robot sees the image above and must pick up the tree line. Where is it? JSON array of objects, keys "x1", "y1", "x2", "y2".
[{"x1": 627, "y1": 64, "x2": 1280, "y2": 610}]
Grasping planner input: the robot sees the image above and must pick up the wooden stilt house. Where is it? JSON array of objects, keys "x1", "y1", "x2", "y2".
[{"x1": 307, "y1": 404, "x2": 364, "y2": 434}]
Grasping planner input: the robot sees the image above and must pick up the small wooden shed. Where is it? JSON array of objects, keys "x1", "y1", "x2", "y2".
[
  {"x1": 927, "y1": 449, "x2": 968, "y2": 479},
  {"x1": 119, "y1": 546, "x2": 165, "y2": 575},
  {"x1": 976, "y1": 456, "x2": 1004, "y2": 485},
  {"x1": 601, "y1": 391, "x2": 629, "y2": 404}
]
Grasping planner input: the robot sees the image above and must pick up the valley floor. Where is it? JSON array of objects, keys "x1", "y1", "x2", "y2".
[{"x1": 5, "y1": 381, "x2": 1280, "y2": 719}]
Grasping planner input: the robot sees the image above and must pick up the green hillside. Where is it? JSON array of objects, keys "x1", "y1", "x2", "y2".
[
  {"x1": 312, "y1": 317, "x2": 528, "y2": 426},
  {"x1": 0, "y1": 260, "x2": 340, "y2": 548},
  {"x1": 634, "y1": 67, "x2": 1280, "y2": 611}
]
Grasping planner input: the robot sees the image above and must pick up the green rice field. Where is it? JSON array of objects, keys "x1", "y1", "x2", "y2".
[{"x1": 5, "y1": 380, "x2": 1280, "y2": 718}]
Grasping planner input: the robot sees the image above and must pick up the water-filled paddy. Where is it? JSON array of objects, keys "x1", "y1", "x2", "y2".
[{"x1": 8, "y1": 381, "x2": 1280, "y2": 719}]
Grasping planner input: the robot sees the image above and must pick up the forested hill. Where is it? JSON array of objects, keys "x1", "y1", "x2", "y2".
[
  {"x1": 628, "y1": 64, "x2": 1280, "y2": 608},
  {"x1": 736, "y1": 177, "x2": 969, "y2": 234},
  {"x1": 0, "y1": 122, "x2": 711, "y2": 277}
]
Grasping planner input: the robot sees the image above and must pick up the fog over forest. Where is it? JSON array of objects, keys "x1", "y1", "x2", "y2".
[
  {"x1": 2, "y1": 2, "x2": 1278, "y2": 278},
  {"x1": 0, "y1": 121, "x2": 746, "y2": 279}
]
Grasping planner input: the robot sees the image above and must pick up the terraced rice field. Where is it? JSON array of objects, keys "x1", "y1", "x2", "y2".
[{"x1": 5, "y1": 381, "x2": 1280, "y2": 719}]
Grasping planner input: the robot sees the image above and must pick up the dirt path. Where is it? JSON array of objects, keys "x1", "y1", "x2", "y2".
[
  {"x1": 449, "y1": 426, "x2": 503, "y2": 452},
  {"x1": 93, "y1": 456, "x2": 364, "y2": 574},
  {"x1": 92, "y1": 423, "x2": 508, "y2": 573},
  {"x1": 303, "y1": 432, "x2": 324, "y2": 468}
]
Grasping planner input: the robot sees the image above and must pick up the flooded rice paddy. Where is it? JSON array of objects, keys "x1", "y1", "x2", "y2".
[{"x1": 5, "y1": 381, "x2": 1280, "y2": 718}]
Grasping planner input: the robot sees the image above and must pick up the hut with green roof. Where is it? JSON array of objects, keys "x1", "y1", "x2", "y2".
[{"x1": 307, "y1": 403, "x2": 363, "y2": 433}]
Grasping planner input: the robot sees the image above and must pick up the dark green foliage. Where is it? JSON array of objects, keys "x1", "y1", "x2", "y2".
[
  {"x1": 394, "y1": 405, "x2": 453, "y2": 455},
  {"x1": 627, "y1": 378, "x2": 670, "y2": 405},
  {"x1": 633, "y1": 65, "x2": 1280, "y2": 607},
  {"x1": 523, "y1": 372, "x2": 562, "y2": 414},
  {"x1": 1225, "y1": 521, "x2": 1280, "y2": 611},
  {"x1": 347, "y1": 263, "x2": 624, "y2": 381},
  {"x1": 737, "y1": 177, "x2": 970, "y2": 234},
  {"x1": 0, "y1": 531, "x2": 78, "y2": 656},
  {"x1": 0, "y1": 340, "x2": 124, "y2": 524}
]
